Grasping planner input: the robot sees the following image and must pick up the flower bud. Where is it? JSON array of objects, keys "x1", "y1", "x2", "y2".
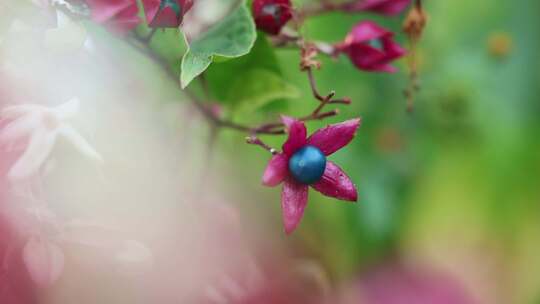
[
  {"x1": 252, "y1": 0, "x2": 293, "y2": 35},
  {"x1": 403, "y1": 3, "x2": 427, "y2": 42},
  {"x1": 143, "y1": 0, "x2": 193, "y2": 28},
  {"x1": 337, "y1": 21, "x2": 406, "y2": 73}
]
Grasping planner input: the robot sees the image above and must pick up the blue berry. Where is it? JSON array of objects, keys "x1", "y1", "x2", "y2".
[{"x1": 288, "y1": 146, "x2": 327, "y2": 185}]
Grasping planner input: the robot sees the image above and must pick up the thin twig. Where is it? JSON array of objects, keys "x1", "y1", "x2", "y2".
[
  {"x1": 128, "y1": 28, "x2": 351, "y2": 137},
  {"x1": 300, "y1": 109, "x2": 339, "y2": 121},
  {"x1": 402, "y1": 0, "x2": 426, "y2": 113},
  {"x1": 246, "y1": 136, "x2": 277, "y2": 154},
  {"x1": 307, "y1": 67, "x2": 326, "y2": 101},
  {"x1": 129, "y1": 33, "x2": 284, "y2": 135},
  {"x1": 305, "y1": 67, "x2": 349, "y2": 115}
]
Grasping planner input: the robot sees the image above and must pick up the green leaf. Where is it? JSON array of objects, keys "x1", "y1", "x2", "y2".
[
  {"x1": 206, "y1": 34, "x2": 280, "y2": 99},
  {"x1": 180, "y1": 3, "x2": 256, "y2": 88},
  {"x1": 227, "y1": 69, "x2": 301, "y2": 114},
  {"x1": 150, "y1": 29, "x2": 187, "y2": 75},
  {"x1": 205, "y1": 34, "x2": 297, "y2": 117}
]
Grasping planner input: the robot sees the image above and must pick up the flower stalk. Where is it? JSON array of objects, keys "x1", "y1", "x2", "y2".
[{"x1": 402, "y1": 0, "x2": 427, "y2": 112}]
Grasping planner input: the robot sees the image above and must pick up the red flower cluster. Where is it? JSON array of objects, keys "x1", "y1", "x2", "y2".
[
  {"x1": 85, "y1": 0, "x2": 193, "y2": 33},
  {"x1": 251, "y1": 0, "x2": 408, "y2": 73}
]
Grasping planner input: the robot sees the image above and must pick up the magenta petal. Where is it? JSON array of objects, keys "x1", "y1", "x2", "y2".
[
  {"x1": 281, "y1": 179, "x2": 309, "y2": 234},
  {"x1": 373, "y1": 64, "x2": 398, "y2": 73},
  {"x1": 361, "y1": 0, "x2": 411, "y2": 16},
  {"x1": 280, "y1": 115, "x2": 296, "y2": 129},
  {"x1": 382, "y1": 36, "x2": 407, "y2": 60},
  {"x1": 346, "y1": 44, "x2": 388, "y2": 72},
  {"x1": 281, "y1": 116, "x2": 307, "y2": 156},
  {"x1": 141, "y1": 0, "x2": 161, "y2": 24},
  {"x1": 262, "y1": 153, "x2": 288, "y2": 187},
  {"x1": 345, "y1": 42, "x2": 404, "y2": 72},
  {"x1": 345, "y1": 21, "x2": 390, "y2": 44},
  {"x1": 341, "y1": 21, "x2": 406, "y2": 73},
  {"x1": 307, "y1": 118, "x2": 361, "y2": 156},
  {"x1": 312, "y1": 161, "x2": 358, "y2": 202}
]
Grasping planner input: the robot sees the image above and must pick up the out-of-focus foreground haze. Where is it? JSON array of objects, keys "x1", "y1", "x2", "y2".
[{"x1": 1, "y1": 0, "x2": 540, "y2": 303}]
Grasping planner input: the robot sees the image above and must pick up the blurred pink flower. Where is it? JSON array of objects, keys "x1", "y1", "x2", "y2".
[
  {"x1": 0, "y1": 202, "x2": 64, "y2": 292},
  {"x1": 342, "y1": 0, "x2": 411, "y2": 16},
  {"x1": 262, "y1": 116, "x2": 360, "y2": 234},
  {"x1": 85, "y1": 0, "x2": 142, "y2": 33},
  {"x1": 0, "y1": 214, "x2": 38, "y2": 303},
  {"x1": 22, "y1": 237, "x2": 64, "y2": 289},
  {"x1": 337, "y1": 21, "x2": 406, "y2": 73},
  {"x1": 200, "y1": 259, "x2": 329, "y2": 304},
  {"x1": 343, "y1": 263, "x2": 474, "y2": 304},
  {"x1": 0, "y1": 99, "x2": 102, "y2": 181}
]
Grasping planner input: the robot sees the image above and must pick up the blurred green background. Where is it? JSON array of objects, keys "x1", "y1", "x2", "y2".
[
  {"x1": 198, "y1": 0, "x2": 540, "y2": 302},
  {"x1": 97, "y1": 0, "x2": 540, "y2": 302}
]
